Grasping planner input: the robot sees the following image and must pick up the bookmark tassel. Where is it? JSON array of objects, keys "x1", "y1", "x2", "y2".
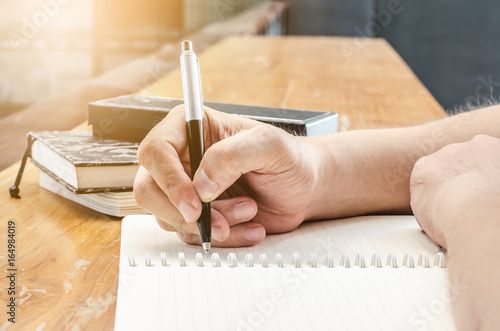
[{"x1": 9, "y1": 135, "x2": 36, "y2": 199}]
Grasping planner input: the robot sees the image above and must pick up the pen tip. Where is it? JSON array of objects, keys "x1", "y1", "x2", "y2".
[{"x1": 202, "y1": 242, "x2": 211, "y2": 257}]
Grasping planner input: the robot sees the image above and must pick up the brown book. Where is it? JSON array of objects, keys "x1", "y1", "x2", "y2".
[{"x1": 28, "y1": 131, "x2": 140, "y2": 193}]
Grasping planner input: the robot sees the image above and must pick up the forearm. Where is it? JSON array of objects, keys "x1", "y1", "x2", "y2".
[{"x1": 306, "y1": 104, "x2": 500, "y2": 220}]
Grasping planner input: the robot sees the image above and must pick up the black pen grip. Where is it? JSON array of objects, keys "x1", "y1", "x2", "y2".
[
  {"x1": 186, "y1": 119, "x2": 211, "y2": 243},
  {"x1": 186, "y1": 119, "x2": 204, "y2": 176},
  {"x1": 198, "y1": 202, "x2": 212, "y2": 243}
]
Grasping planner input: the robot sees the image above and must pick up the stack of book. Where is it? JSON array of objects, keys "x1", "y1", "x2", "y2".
[
  {"x1": 13, "y1": 94, "x2": 338, "y2": 218},
  {"x1": 28, "y1": 131, "x2": 144, "y2": 217}
]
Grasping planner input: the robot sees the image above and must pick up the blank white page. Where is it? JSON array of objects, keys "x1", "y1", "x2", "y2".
[
  {"x1": 119, "y1": 214, "x2": 442, "y2": 266},
  {"x1": 115, "y1": 214, "x2": 455, "y2": 331}
]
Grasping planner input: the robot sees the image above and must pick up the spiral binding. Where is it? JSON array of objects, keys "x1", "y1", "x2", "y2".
[
  {"x1": 258, "y1": 253, "x2": 269, "y2": 268},
  {"x1": 244, "y1": 254, "x2": 254, "y2": 267},
  {"x1": 211, "y1": 253, "x2": 221, "y2": 267},
  {"x1": 308, "y1": 253, "x2": 318, "y2": 268},
  {"x1": 127, "y1": 251, "x2": 446, "y2": 268},
  {"x1": 275, "y1": 253, "x2": 284, "y2": 268},
  {"x1": 195, "y1": 253, "x2": 204, "y2": 267},
  {"x1": 354, "y1": 253, "x2": 366, "y2": 268}
]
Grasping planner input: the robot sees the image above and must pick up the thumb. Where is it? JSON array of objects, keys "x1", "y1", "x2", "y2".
[{"x1": 192, "y1": 124, "x2": 291, "y2": 202}]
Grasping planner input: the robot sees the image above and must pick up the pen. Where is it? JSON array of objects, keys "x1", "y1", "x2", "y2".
[{"x1": 180, "y1": 40, "x2": 211, "y2": 256}]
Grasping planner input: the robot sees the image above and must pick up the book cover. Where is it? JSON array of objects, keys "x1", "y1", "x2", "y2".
[
  {"x1": 30, "y1": 131, "x2": 139, "y2": 167},
  {"x1": 88, "y1": 95, "x2": 338, "y2": 142},
  {"x1": 29, "y1": 131, "x2": 140, "y2": 192}
]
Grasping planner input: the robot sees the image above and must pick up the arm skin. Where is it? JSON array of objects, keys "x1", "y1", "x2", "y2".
[
  {"x1": 410, "y1": 134, "x2": 500, "y2": 331},
  {"x1": 306, "y1": 104, "x2": 500, "y2": 220},
  {"x1": 135, "y1": 104, "x2": 500, "y2": 246}
]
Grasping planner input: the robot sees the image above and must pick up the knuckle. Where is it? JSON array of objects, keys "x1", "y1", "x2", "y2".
[
  {"x1": 470, "y1": 134, "x2": 497, "y2": 148},
  {"x1": 137, "y1": 137, "x2": 159, "y2": 166},
  {"x1": 472, "y1": 133, "x2": 489, "y2": 142},
  {"x1": 178, "y1": 232, "x2": 199, "y2": 245},
  {"x1": 157, "y1": 170, "x2": 184, "y2": 194},
  {"x1": 411, "y1": 156, "x2": 429, "y2": 179},
  {"x1": 156, "y1": 218, "x2": 175, "y2": 232},
  {"x1": 253, "y1": 124, "x2": 282, "y2": 146},
  {"x1": 133, "y1": 174, "x2": 153, "y2": 207},
  {"x1": 412, "y1": 155, "x2": 428, "y2": 172},
  {"x1": 410, "y1": 157, "x2": 431, "y2": 187},
  {"x1": 138, "y1": 105, "x2": 187, "y2": 165},
  {"x1": 206, "y1": 143, "x2": 236, "y2": 170},
  {"x1": 171, "y1": 211, "x2": 193, "y2": 230},
  {"x1": 136, "y1": 140, "x2": 149, "y2": 164},
  {"x1": 249, "y1": 125, "x2": 287, "y2": 163},
  {"x1": 169, "y1": 104, "x2": 186, "y2": 117}
]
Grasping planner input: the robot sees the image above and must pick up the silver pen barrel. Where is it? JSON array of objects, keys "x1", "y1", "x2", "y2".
[{"x1": 180, "y1": 40, "x2": 203, "y2": 122}]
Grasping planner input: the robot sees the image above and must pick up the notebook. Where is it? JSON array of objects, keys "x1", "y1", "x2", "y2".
[{"x1": 115, "y1": 214, "x2": 455, "y2": 331}]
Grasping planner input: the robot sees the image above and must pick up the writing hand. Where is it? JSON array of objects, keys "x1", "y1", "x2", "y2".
[{"x1": 134, "y1": 105, "x2": 323, "y2": 247}]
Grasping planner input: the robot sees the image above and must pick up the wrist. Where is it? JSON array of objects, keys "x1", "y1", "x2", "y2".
[
  {"x1": 303, "y1": 133, "x2": 369, "y2": 220},
  {"x1": 304, "y1": 129, "x2": 420, "y2": 220},
  {"x1": 302, "y1": 135, "x2": 336, "y2": 220}
]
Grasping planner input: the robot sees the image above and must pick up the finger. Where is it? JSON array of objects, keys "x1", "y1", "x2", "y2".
[
  {"x1": 134, "y1": 166, "x2": 200, "y2": 233},
  {"x1": 137, "y1": 106, "x2": 202, "y2": 223},
  {"x1": 156, "y1": 211, "x2": 230, "y2": 243},
  {"x1": 134, "y1": 167, "x2": 232, "y2": 241},
  {"x1": 155, "y1": 197, "x2": 258, "y2": 242},
  {"x1": 155, "y1": 217, "x2": 176, "y2": 232},
  {"x1": 178, "y1": 222, "x2": 266, "y2": 247},
  {"x1": 193, "y1": 124, "x2": 290, "y2": 202},
  {"x1": 141, "y1": 104, "x2": 190, "y2": 155},
  {"x1": 211, "y1": 197, "x2": 258, "y2": 226}
]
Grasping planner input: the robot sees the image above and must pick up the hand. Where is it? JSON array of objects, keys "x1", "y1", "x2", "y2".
[
  {"x1": 134, "y1": 105, "x2": 322, "y2": 247},
  {"x1": 409, "y1": 134, "x2": 500, "y2": 247},
  {"x1": 410, "y1": 135, "x2": 500, "y2": 331}
]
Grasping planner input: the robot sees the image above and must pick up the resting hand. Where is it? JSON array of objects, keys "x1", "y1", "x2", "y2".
[
  {"x1": 410, "y1": 135, "x2": 500, "y2": 331},
  {"x1": 134, "y1": 105, "x2": 322, "y2": 247},
  {"x1": 409, "y1": 134, "x2": 500, "y2": 248}
]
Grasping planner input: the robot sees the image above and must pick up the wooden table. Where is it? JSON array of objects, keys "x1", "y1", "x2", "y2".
[
  {"x1": 143, "y1": 36, "x2": 445, "y2": 130},
  {"x1": 0, "y1": 36, "x2": 446, "y2": 330}
]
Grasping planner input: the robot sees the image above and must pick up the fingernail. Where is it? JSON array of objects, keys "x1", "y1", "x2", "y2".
[
  {"x1": 212, "y1": 225, "x2": 223, "y2": 242},
  {"x1": 179, "y1": 201, "x2": 198, "y2": 223},
  {"x1": 234, "y1": 201, "x2": 255, "y2": 220},
  {"x1": 245, "y1": 226, "x2": 265, "y2": 242},
  {"x1": 194, "y1": 169, "x2": 219, "y2": 201}
]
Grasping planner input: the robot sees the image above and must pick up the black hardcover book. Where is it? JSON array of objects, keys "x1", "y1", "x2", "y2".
[{"x1": 88, "y1": 95, "x2": 338, "y2": 142}]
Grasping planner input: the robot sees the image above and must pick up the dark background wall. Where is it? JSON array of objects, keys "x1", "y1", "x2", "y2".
[
  {"x1": 287, "y1": 0, "x2": 372, "y2": 36},
  {"x1": 285, "y1": 0, "x2": 500, "y2": 113}
]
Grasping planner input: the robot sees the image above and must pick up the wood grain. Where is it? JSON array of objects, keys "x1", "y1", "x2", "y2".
[
  {"x1": 0, "y1": 36, "x2": 446, "y2": 330},
  {"x1": 142, "y1": 36, "x2": 446, "y2": 130},
  {"x1": 1, "y1": 161, "x2": 120, "y2": 331}
]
